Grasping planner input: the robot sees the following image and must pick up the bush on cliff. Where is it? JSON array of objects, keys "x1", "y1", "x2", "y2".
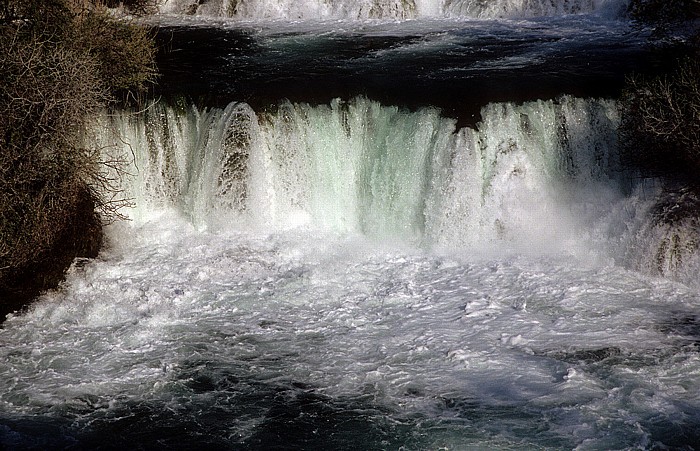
[
  {"x1": 0, "y1": 0, "x2": 156, "y2": 313},
  {"x1": 72, "y1": 9, "x2": 158, "y2": 96},
  {"x1": 619, "y1": 58, "x2": 700, "y2": 182},
  {"x1": 620, "y1": 0, "x2": 700, "y2": 184}
]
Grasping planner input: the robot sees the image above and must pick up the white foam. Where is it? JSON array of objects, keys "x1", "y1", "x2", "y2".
[
  {"x1": 158, "y1": 0, "x2": 629, "y2": 20},
  {"x1": 96, "y1": 96, "x2": 626, "y2": 261},
  {"x1": 2, "y1": 223, "x2": 698, "y2": 448}
]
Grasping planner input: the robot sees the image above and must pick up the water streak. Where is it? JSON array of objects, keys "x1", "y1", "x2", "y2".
[
  {"x1": 98, "y1": 97, "x2": 624, "y2": 254},
  {"x1": 158, "y1": 0, "x2": 629, "y2": 20}
]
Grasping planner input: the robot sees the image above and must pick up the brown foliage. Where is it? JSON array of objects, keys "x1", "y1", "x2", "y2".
[
  {"x1": 0, "y1": 0, "x2": 156, "y2": 308},
  {"x1": 71, "y1": 11, "x2": 157, "y2": 96}
]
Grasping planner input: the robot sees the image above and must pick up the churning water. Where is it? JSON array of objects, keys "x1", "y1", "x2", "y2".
[
  {"x1": 2, "y1": 3, "x2": 700, "y2": 449},
  {"x1": 159, "y1": 0, "x2": 629, "y2": 20}
]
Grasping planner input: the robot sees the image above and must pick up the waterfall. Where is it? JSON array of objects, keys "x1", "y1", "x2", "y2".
[
  {"x1": 95, "y1": 95, "x2": 700, "y2": 284},
  {"x1": 97, "y1": 101, "x2": 256, "y2": 223},
  {"x1": 158, "y1": 0, "x2": 629, "y2": 20},
  {"x1": 97, "y1": 97, "x2": 626, "y2": 252},
  {"x1": 5, "y1": 4, "x2": 700, "y2": 449},
  {"x1": 4, "y1": 94, "x2": 697, "y2": 450}
]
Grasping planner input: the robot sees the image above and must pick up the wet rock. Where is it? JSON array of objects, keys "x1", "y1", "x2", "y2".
[{"x1": 625, "y1": 186, "x2": 700, "y2": 285}]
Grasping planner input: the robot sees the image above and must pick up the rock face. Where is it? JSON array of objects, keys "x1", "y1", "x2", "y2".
[
  {"x1": 0, "y1": 186, "x2": 103, "y2": 321},
  {"x1": 627, "y1": 187, "x2": 700, "y2": 286}
]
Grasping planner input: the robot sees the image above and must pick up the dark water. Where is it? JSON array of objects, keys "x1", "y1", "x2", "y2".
[{"x1": 152, "y1": 16, "x2": 666, "y2": 124}]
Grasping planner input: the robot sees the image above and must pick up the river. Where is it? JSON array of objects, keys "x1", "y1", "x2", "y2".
[{"x1": 2, "y1": 1, "x2": 700, "y2": 449}]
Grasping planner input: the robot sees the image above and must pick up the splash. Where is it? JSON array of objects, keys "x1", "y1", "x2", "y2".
[{"x1": 158, "y1": 0, "x2": 629, "y2": 20}]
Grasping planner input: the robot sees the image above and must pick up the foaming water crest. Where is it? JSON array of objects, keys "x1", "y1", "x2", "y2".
[{"x1": 158, "y1": 0, "x2": 629, "y2": 20}]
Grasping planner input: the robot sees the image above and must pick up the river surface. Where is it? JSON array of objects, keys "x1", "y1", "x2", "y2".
[
  {"x1": 151, "y1": 14, "x2": 663, "y2": 122},
  {"x1": 2, "y1": 4, "x2": 700, "y2": 450}
]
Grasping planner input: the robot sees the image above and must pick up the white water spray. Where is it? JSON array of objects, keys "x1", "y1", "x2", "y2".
[
  {"x1": 158, "y1": 0, "x2": 629, "y2": 20},
  {"x1": 97, "y1": 95, "x2": 700, "y2": 284},
  {"x1": 98, "y1": 96, "x2": 626, "y2": 256}
]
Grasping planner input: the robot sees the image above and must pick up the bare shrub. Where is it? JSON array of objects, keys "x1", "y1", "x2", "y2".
[
  {"x1": 0, "y1": 27, "x2": 106, "y2": 265},
  {"x1": 619, "y1": 58, "x2": 700, "y2": 181},
  {"x1": 0, "y1": 0, "x2": 156, "y2": 307},
  {"x1": 71, "y1": 11, "x2": 157, "y2": 96}
]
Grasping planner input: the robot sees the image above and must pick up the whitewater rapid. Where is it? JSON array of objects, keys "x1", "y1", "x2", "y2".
[
  {"x1": 2, "y1": 200, "x2": 700, "y2": 448},
  {"x1": 159, "y1": 0, "x2": 629, "y2": 20}
]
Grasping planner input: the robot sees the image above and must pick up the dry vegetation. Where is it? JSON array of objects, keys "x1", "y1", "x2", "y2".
[
  {"x1": 620, "y1": 0, "x2": 700, "y2": 184},
  {"x1": 620, "y1": 58, "x2": 700, "y2": 181},
  {"x1": 0, "y1": 0, "x2": 156, "y2": 312}
]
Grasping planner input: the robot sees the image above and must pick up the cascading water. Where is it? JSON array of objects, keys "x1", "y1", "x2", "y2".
[
  {"x1": 159, "y1": 0, "x2": 629, "y2": 19},
  {"x1": 99, "y1": 95, "x2": 700, "y2": 280},
  {"x1": 99, "y1": 96, "x2": 625, "y2": 254},
  {"x1": 3, "y1": 94, "x2": 700, "y2": 449},
  {"x1": 4, "y1": 2, "x2": 700, "y2": 449}
]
